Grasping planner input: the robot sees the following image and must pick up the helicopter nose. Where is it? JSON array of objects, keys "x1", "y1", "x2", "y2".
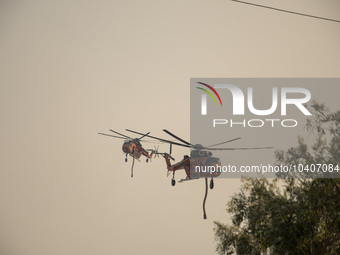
[{"x1": 122, "y1": 143, "x2": 130, "y2": 153}]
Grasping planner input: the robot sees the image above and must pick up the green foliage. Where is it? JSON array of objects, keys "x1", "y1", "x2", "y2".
[{"x1": 214, "y1": 102, "x2": 340, "y2": 255}]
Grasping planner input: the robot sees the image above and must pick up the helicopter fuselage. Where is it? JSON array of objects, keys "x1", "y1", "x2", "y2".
[
  {"x1": 122, "y1": 140, "x2": 154, "y2": 159},
  {"x1": 163, "y1": 150, "x2": 221, "y2": 179}
]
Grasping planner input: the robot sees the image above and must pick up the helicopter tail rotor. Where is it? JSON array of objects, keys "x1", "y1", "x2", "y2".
[
  {"x1": 154, "y1": 145, "x2": 160, "y2": 158},
  {"x1": 153, "y1": 147, "x2": 175, "y2": 161}
]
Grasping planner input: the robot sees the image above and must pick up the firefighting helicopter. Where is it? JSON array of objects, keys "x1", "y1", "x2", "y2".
[
  {"x1": 126, "y1": 128, "x2": 273, "y2": 219},
  {"x1": 98, "y1": 129, "x2": 155, "y2": 177}
]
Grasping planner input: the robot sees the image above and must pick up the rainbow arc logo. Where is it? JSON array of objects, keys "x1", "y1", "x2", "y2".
[{"x1": 196, "y1": 82, "x2": 222, "y2": 106}]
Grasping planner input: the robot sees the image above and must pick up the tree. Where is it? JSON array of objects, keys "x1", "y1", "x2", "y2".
[{"x1": 214, "y1": 102, "x2": 340, "y2": 255}]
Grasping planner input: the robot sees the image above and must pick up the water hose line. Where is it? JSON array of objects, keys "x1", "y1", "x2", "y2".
[
  {"x1": 131, "y1": 157, "x2": 135, "y2": 177},
  {"x1": 203, "y1": 178, "x2": 208, "y2": 219}
]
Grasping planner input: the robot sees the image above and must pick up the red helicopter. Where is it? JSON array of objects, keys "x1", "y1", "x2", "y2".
[
  {"x1": 126, "y1": 128, "x2": 272, "y2": 219},
  {"x1": 98, "y1": 129, "x2": 155, "y2": 177}
]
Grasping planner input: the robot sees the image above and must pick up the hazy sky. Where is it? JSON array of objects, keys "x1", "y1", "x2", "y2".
[{"x1": 1, "y1": 1, "x2": 339, "y2": 255}]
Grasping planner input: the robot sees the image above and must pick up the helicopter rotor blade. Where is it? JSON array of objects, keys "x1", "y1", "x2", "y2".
[
  {"x1": 205, "y1": 137, "x2": 241, "y2": 148},
  {"x1": 206, "y1": 146, "x2": 273, "y2": 151},
  {"x1": 98, "y1": 133, "x2": 127, "y2": 139},
  {"x1": 126, "y1": 129, "x2": 190, "y2": 148},
  {"x1": 109, "y1": 129, "x2": 132, "y2": 139},
  {"x1": 163, "y1": 129, "x2": 192, "y2": 146},
  {"x1": 138, "y1": 132, "x2": 150, "y2": 141}
]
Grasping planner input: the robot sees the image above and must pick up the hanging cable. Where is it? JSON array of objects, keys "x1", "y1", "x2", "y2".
[
  {"x1": 231, "y1": 0, "x2": 340, "y2": 23},
  {"x1": 203, "y1": 178, "x2": 208, "y2": 219},
  {"x1": 131, "y1": 157, "x2": 135, "y2": 177}
]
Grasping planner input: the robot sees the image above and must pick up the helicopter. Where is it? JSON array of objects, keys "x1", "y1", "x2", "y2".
[
  {"x1": 126, "y1": 128, "x2": 273, "y2": 219},
  {"x1": 98, "y1": 129, "x2": 155, "y2": 177}
]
